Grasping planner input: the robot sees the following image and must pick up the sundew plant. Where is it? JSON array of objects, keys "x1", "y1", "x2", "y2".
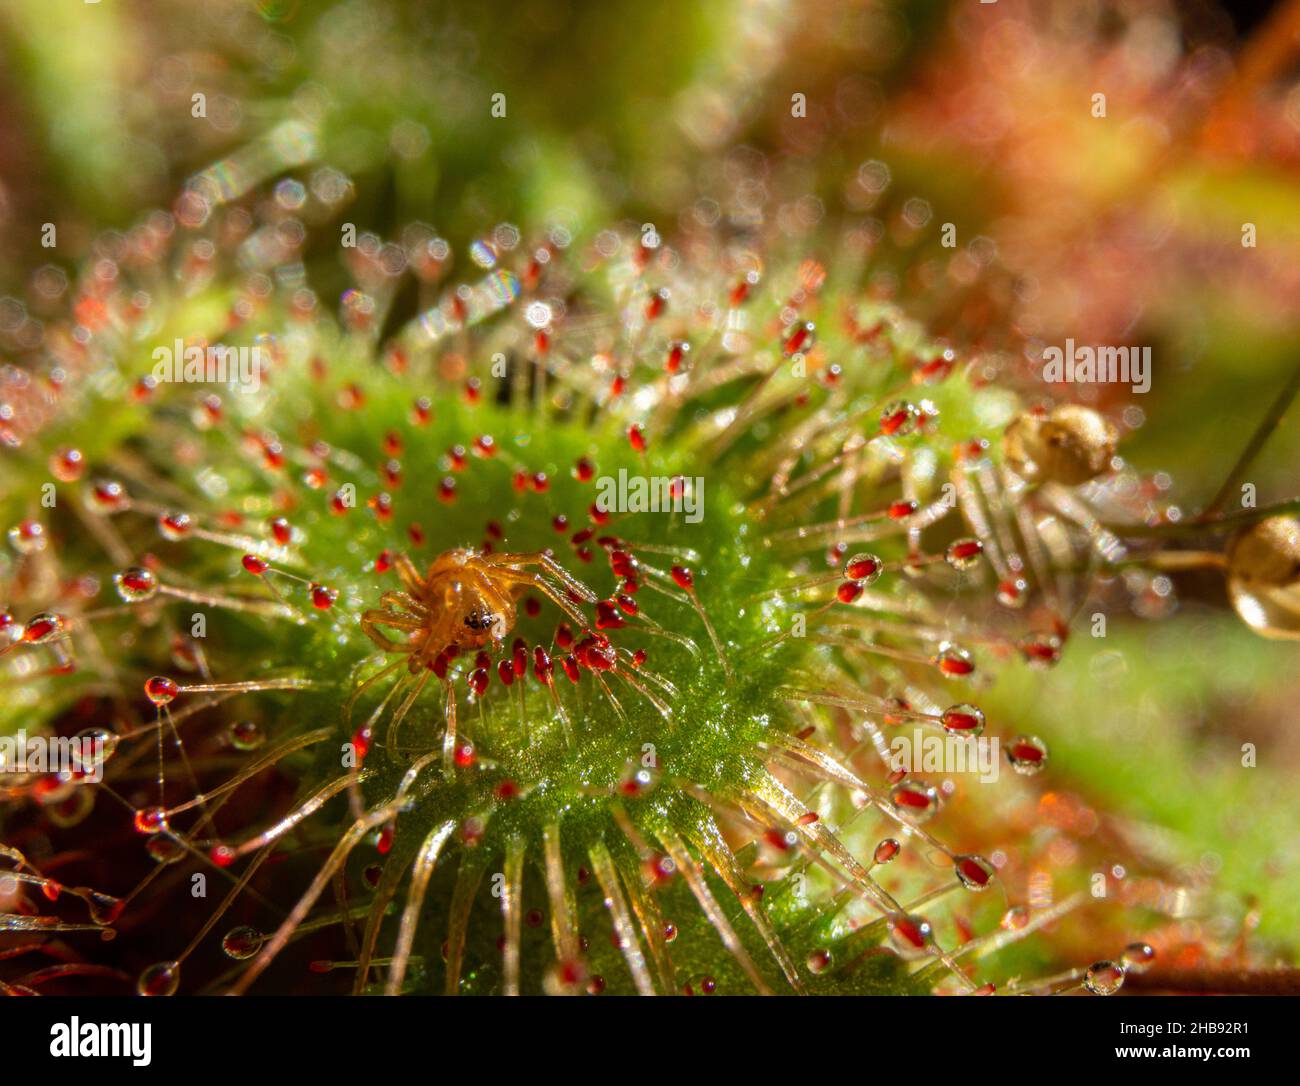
[{"x1": 1, "y1": 0, "x2": 1299, "y2": 1005}]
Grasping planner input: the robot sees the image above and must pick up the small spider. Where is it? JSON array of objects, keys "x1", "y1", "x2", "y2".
[{"x1": 361, "y1": 548, "x2": 596, "y2": 671}]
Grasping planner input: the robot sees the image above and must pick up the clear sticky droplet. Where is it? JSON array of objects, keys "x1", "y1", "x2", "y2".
[
  {"x1": 146, "y1": 836, "x2": 185, "y2": 865},
  {"x1": 890, "y1": 779, "x2": 939, "y2": 821},
  {"x1": 932, "y1": 642, "x2": 975, "y2": 678},
  {"x1": 996, "y1": 577, "x2": 1029, "y2": 608},
  {"x1": 843, "y1": 553, "x2": 883, "y2": 584},
  {"x1": 133, "y1": 806, "x2": 169, "y2": 835},
  {"x1": 1005, "y1": 735, "x2": 1049, "y2": 775},
  {"x1": 115, "y1": 566, "x2": 159, "y2": 602},
  {"x1": 144, "y1": 676, "x2": 179, "y2": 705},
  {"x1": 222, "y1": 926, "x2": 264, "y2": 961},
  {"x1": 1019, "y1": 632, "x2": 1063, "y2": 669},
  {"x1": 8, "y1": 520, "x2": 47, "y2": 554},
  {"x1": 158, "y1": 512, "x2": 193, "y2": 541},
  {"x1": 879, "y1": 401, "x2": 920, "y2": 437},
  {"x1": 21, "y1": 612, "x2": 67, "y2": 644},
  {"x1": 228, "y1": 720, "x2": 265, "y2": 752},
  {"x1": 87, "y1": 891, "x2": 124, "y2": 926},
  {"x1": 941, "y1": 703, "x2": 985, "y2": 736},
  {"x1": 1121, "y1": 942, "x2": 1156, "y2": 972},
  {"x1": 73, "y1": 726, "x2": 117, "y2": 772},
  {"x1": 944, "y1": 538, "x2": 983, "y2": 571},
  {"x1": 953, "y1": 854, "x2": 996, "y2": 891},
  {"x1": 49, "y1": 447, "x2": 85, "y2": 482},
  {"x1": 137, "y1": 960, "x2": 180, "y2": 997},
  {"x1": 873, "y1": 838, "x2": 900, "y2": 865},
  {"x1": 806, "y1": 948, "x2": 832, "y2": 974},
  {"x1": 886, "y1": 913, "x2": 932, "y2": 958},
  {"x1": 1084, "y1": 960, "x2": 1125, "y2": 995}
]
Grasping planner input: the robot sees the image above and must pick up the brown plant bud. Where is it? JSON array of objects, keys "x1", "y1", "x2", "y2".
[{"x1": 1003, "y1": 405, "x2": 1118, "y2": 486}]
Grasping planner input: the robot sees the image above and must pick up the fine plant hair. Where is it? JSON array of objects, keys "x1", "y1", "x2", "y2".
[{"x1": 2, "y1": 166, "x2": 1297, "y2": 997}]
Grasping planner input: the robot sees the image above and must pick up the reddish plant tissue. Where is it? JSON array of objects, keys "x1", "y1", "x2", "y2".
[{"x1": 2, "y1": 8, "x2": 1295, "y2": 999}]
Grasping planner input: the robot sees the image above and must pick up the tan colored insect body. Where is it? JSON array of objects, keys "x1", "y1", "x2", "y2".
[{"x1": 361, "y1": 548, "x2": 595, "y2": 670}]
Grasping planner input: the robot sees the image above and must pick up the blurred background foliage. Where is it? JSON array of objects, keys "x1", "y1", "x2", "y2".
[{"x1": 0, "y1": 0, "x2": 1297, "y2": 949}]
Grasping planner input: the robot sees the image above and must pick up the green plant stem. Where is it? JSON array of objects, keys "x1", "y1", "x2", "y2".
[{"x1": 1204, "y1": 358, "x2": 1300, "y2": 517}]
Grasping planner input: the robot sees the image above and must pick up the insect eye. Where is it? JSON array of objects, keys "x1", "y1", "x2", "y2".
[{"x1": 464, "y1": 610, "x2": 497, "y2": 631}]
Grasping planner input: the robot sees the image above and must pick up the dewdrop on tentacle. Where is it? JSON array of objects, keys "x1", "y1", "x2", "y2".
[
  {"x1": 115, "y1": 567, "x2": 159, "y2": 602},
  {"x1": 0, "y1": 180, "x2": 1194, "y2": 1001},
  {"x1": 944, "y1": 538, "x2": 983, "y2": 572},
  {"x1": 1005, "y1": 735, "x2": 1050, "y2": 775},
  {"x1": 18, "y1": 612, "x2": 67, "y2": 645},
  {"x1": 953, "y1": 854, "x2": 996, "y2": 891},
  {"x1": 941, "y1": 704, "x2": 985, "y2": 737},
  {"x1": 886, "y1": 913, "x2": 934, "y2": 958},
  {"x1": 879, "y1": 400, "x2": 921, "y2": 437},
  {"x1": 137, "y1": 960, "x2": 181, "y2": 997},
  {"x1": 1121, "y1": 942, "x2": 1157, "y2": 972},
  {"x1": 890, "y1": 779, "x2": 940, "y2": 821},
  {"x1": 221, "y1": 926, "x2": 264, "y2": 961},
  {"x1": 1083, "y1": 960, "x2": 1126, "y2": 995},
  {"x1": 932, "y1": 641, "x2": 975, "y2": 678},
  {"x1": 844, "y1": 553, "x2": 883, "y2": 583},
  {"x1": 7, "y1": 519, "x2": 47, "y2": 554}
]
